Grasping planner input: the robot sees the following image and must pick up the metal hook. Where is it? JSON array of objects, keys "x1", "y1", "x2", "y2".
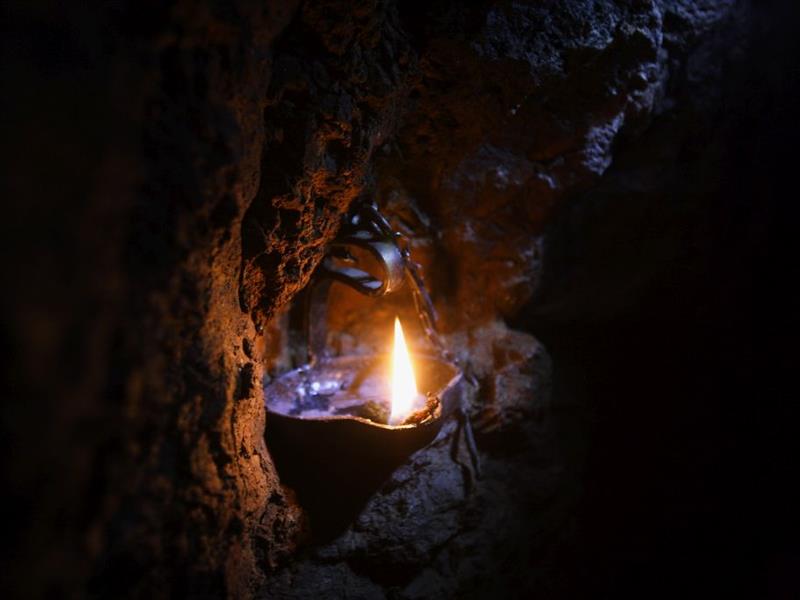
[{"x1": 301, "y1": 203, "x2": 406, "y2": 364}]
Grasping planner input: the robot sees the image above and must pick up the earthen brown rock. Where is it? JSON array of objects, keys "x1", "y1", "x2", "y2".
[{"x1": 1, "y1": 1, "x2": 749, "y2": 598}]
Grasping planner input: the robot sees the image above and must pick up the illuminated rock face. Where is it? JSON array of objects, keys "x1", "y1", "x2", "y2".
[{"x1": 2, "y1": 0, "x2": 755, "y2": 598}]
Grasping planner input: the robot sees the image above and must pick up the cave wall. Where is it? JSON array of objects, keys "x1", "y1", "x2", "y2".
[
  {"x1": 260, "y1": 1, "x2": 755, "y2": 597},
  {"x1": 3, "y1": 1, "x2": 307, "y2": 596},
  {"x1": 1, "y1": 0, "x2": 755, "y2": 598},
  {"x1": 315, "y1": 0, "x2": 747, "y2": 370}
]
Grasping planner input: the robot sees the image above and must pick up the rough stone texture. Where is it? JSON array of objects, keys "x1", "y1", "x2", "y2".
[
  {"x1": 2, "y1": 0, "x2": 752, "y2": 598},
  {"x1": 263, "y1": 0, "x2": 750, "y2": 597},
  {"x1": 2, "y1": 1, "x2": 306, "y2": 597},
  {"x1": 3, "y1": 1, "x2": 413, "y2": 597},
  {"x1": 317, "y1": 0, "x2": 746, "y2": 340},
  {"x1": 372, "y1": 0, "x2": 745, "y2": 330},
  {"x1": 239, "y1": 0, "x2": 414, "y2": 330},
  {"x1": 262, "y1": 325, "x2": 569, "y2": 599}
]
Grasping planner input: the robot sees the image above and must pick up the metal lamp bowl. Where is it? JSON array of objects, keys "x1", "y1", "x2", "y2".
[
  {"x1": 263, "y1": 354, "x2": 462, "y2": 539},
  {"x1": 264, "y1": 354, "x2": 462, "y2": 463}
]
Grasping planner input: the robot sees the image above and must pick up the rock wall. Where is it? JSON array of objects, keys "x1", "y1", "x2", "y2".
[
  {"x1": 4, "y1": 1, "x2": 307, "y2": 596},
  {"x1": 1, "y1": 1, "x2": 750, "y2": 598},
  {"x1": 260, "y1": 2, "x2": 751, "y2": 597}
]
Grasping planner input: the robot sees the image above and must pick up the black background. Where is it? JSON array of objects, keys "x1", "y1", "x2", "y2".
[{"x1": 526, "y1": 3, "x2": 800, "y2": 596}]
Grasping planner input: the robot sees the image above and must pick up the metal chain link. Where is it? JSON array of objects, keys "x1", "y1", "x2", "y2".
[
  {"x1": 363, "y1": 203, "x2": 477, "y2": 388},
  {"x1": 339, "y1": 201, "x2": 481, "y2": 477}
]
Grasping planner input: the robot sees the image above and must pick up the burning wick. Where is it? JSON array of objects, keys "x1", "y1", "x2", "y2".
[{"x1": 389, "y1": 317, "x2": 422, "y2": 425}]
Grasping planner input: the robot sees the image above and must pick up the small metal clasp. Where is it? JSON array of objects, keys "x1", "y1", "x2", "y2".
[
  {"x1": 302, "y1": 202, "x2": 406, "y2": 364},
  {"x1": 319, "y1": 203, "x2": 406, "y2": 297}
]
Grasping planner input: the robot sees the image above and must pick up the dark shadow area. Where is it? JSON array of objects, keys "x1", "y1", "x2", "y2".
[
  {"x1": 265, "y1": 415, "x2": 440, "y2": 542},
  {"x1": 515, "y1": 3, "x2": 800, "y2": 597}
]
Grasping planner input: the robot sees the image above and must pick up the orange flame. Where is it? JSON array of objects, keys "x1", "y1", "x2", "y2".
[{"x1": 389, "y1": 317, "x2": 419, "y2": 425}]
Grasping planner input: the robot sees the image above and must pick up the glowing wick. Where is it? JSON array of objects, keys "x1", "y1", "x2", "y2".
[{"x1": 389, "y1": 317, "x2": 419, "y2": 425}]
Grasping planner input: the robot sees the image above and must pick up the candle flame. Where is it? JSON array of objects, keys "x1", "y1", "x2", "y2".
[{"x1": 390, "y1": 317, "x2": 419, "y2": 425}]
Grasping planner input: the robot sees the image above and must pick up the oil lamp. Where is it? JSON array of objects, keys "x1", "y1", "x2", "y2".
[
  {"x1": 263, "y1": 203, "x2": 480, "y2": 537},
  {"x1": 264, "y1": 202, "x2": 465, "y2": 464}
]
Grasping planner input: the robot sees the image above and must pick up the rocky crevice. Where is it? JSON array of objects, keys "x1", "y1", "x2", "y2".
[{"x1": 1, "y1": 1, "x2": 750, "y2": 598}]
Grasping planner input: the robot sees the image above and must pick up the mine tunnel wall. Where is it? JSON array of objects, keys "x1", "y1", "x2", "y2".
[{"x1": 4, "y1": 1, "x2": 798, "y2": 598}]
